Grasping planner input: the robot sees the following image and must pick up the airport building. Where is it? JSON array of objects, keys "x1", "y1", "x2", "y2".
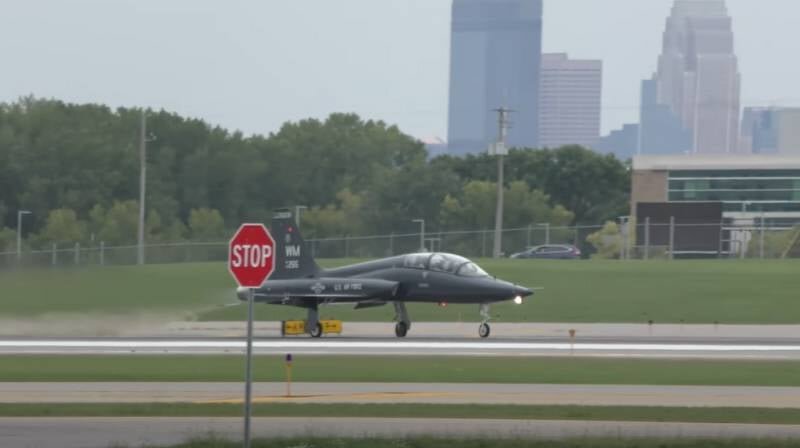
[
  {"x1": 447, "y1": 0, "x2": 543, "y2": 155},
  {"x1": 632, "y1": 155, "x2": 800, "y2": 224},
  {"x1": 538, "y1": 53, "x2": 603, "y2": 149}
]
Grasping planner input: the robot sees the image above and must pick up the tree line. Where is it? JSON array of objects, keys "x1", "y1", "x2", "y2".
[{"x1": 0, "y1": 97, "x2": 630, "y2": 251}]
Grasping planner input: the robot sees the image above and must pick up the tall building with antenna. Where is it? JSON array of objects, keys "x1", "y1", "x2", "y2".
[
  {"x1": 640, "y1": 0, "x2": 741, "y2": 155},
  {"x1": 447, "y1": 0, "x2": 543, "y2": 155}
]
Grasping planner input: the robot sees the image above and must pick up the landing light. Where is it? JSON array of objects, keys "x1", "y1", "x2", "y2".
[{"x1": 513, "y1": 296, "x2": 523, "y2": 305}]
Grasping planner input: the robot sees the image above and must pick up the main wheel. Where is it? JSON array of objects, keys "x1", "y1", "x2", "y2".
[
  {"x1": 395, "y1": 322, "x2": 408, "y2": 338},
  {"x1": 478, "y1": 322, "x2": 491, "y2": 338},
  {"x1": 309, "y1": 322, "x2": 323, "y2": 338}
]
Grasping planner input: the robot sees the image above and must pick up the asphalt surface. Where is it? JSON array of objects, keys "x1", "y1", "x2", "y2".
[
  {"x1": 4, "y1": 417, "x2": 800, "y2": 448},
  {"x1": 3, "y1": 382, "x2": 800, "y2": 408},
  {"x1": 164, "y1": 321, "x2": 800, "y2": 342},
  {"x1": 3, "y1": 336, "x2": 800, "y2": 359}
]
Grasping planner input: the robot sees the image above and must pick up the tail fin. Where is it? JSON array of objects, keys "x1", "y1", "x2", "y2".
[{"x1": 269, "y1": 209, "x2": 320, "y2": 279}]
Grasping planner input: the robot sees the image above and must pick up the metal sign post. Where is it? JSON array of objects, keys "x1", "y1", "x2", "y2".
[
  {"x1": 243, "y1": 287, "x2": 255, "y2": 448},
  {"x1": 228, "y1": 223, "x2": 276, "y2": 448}
]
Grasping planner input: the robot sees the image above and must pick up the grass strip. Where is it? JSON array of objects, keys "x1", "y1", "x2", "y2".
[
  {"x1": 2, "y1": 355, "x2": 800, "y2": 387},
  {"x1": 6, "y1": 403, "x2": 800, "y2": 426},
  {"x1": 3, "y1": 259, "x2": 800, "y2": 324}
]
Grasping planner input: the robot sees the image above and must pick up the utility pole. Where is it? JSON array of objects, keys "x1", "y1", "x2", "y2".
[
  {"x1": 490, "y1": 107, "x2": 511, "y2": 259},
  {"x1": 137, "y1": 110, "x2": 147, "y2": 266}
]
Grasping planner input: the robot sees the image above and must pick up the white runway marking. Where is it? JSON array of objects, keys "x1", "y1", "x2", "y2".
[{"x1": 2, "y1": 339, "x2": 800, "y2": 352}]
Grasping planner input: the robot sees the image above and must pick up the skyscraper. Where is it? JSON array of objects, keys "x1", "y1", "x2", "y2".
[
  {"x1": 539, "y1": 53, "x2": 602, "y2": 149},
  {"x1": 742, "y1": 107, "x2": 800, "y2": 155},
  {"x1": 447, "y1": 0, "x2": 543, "y2": 155},
  {"x1": 640, "y1": 0, "x2": 741, "y2": 155}
]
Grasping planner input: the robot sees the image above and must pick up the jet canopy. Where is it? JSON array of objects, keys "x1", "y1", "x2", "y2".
[{"x1": 402, "y1": 253, "x2": 489, "y2": 277}]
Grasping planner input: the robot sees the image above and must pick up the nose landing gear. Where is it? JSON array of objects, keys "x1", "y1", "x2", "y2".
[
  {"x1": 393, "y1": 302, "x2": 411, "y2": 338},
  {"x1": 478, "y1": 303, "x2": 491, "y2": 338}
]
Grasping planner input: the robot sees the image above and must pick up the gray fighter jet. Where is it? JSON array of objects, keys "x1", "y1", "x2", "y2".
[{"x1": 237, "y1": 210, "x2": 534, "y2": 338}]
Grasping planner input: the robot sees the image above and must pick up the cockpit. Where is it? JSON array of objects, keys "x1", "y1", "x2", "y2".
[{"x1": 402, "y1": 253, "x2": 489, "y2": 277}]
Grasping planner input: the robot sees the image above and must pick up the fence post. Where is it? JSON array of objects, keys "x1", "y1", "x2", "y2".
[
  {"x1": 100, "y1": 241, "x2": 105, "y2": 266},
  {"x1": 759, "y1": 214, "x2": 765, "y2": 259},
  {"x1": 74, "y1": 242, "x2": 80, "y2": 265},
  {"x1": 573, "y1": 226, "x2": 579, "y2": 247},
  {"x1": 620, "y1": 219, "x2": 627, "y2": 261},
  {"x1": 526, "y1": 225, "x2": 532, "y2": 247},
  {"x1": 389, "y1": 233, "x2": 394, "y2": 256},
  {"x1": 344, "y1": 235, "x2": 349, "y2": 258},
  {"x1": 644, "y1": 217, "x2": 651, "y2": 260},
  {"x1": 52, "y1": 243, "x2": 57, "y2": 266},
  {"x1": 545, "y1": 223, "x2": 551, "y2": 245},
  {"x1": 481, "y1": 230, "x2": 487, "y2": 258},
  {"x1": 669, "y1": 216, "x2": 675, "y2": 260}
]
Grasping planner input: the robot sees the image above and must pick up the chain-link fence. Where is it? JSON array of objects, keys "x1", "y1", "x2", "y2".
[{"x1": 2, "y1": 221, "x2": 799, "y2": 270}]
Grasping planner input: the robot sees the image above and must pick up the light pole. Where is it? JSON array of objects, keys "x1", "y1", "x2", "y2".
[
  {"x1": 412, "y1": 219, "x2": 425, "y2": 252},
  {"x1": 16, "y1": 210, "x2": 32, "y2": 261},
  {"x1": 294, "y1": 205, "x2": 307, "y2": 228}
]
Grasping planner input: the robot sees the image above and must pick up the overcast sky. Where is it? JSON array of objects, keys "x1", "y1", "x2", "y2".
[{"x1": 2, "y1": 0, "x2": 799, "y2": 139}]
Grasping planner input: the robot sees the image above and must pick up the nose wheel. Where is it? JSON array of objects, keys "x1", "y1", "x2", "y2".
[
  {"x1": 393, "y1": 302, "x2": 411, "y2": 338},
  {"x1": 395, "y1": 322, "x2": 409, "y2": 338},
  {"x1": 478, "y1": 303, "x2": 491, "y2": 338}
]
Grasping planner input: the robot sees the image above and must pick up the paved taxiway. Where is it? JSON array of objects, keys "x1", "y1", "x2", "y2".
[
  {"x1": 4, "y1": 417, "x2": 800, "y2": 448},
  {"x1": 3, "y1": 382, "x2": 800, "y2": 408},
  {"x1": 3, "y1": 336, "x2": 800, "y2": 359}
]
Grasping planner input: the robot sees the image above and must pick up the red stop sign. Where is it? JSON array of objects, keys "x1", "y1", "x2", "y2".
[{"x1": 228, "y1": 223, "x2": 276, "y2": 288}]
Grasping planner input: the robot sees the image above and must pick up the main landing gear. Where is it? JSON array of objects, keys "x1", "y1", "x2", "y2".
[
  {"x1": 393, "y1": 301, "x2": 411, "y2": 338},
  {"x1": 306, "y1": 304, "x2": 323, "y2": 338},
  {"x1": 478, "y1": 303, "x2": 491, "y2": 338}
]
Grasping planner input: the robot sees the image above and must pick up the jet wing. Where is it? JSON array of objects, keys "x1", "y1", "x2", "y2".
[{"x1": 253, "y1": 278, "x2": 399, "y2": 305}]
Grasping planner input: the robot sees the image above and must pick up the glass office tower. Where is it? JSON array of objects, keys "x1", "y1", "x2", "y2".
[{"x1": 447, "y1": 0, "x2": 543, "y2": 155}]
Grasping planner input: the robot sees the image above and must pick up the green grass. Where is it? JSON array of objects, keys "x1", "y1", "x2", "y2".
[
  {"x1": 3, "y1": 355, "x2": 800, "y2": 386},
  {"x1": 7, "y1": 403, "x2": 800, "y2": 426},
  {"x1": 2, "y1": 259, "x2": 799, "y2": 324}
]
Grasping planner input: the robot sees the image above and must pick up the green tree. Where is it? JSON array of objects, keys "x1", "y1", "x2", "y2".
[
  {"x1": 302, "y1": 189, "x2": 365, "y2": 238},
  {"x1": 0, "y1": 227, "x2": 15, "y2": 252},
  {"x1": 91, "y1": 200, "x2": 139, "y2": 246},
  {"x1": 188, "y1": 208, "x2": 225, "y2": 240},
  {"x1": 432, "y1": 146, "x2": 630, "y2": 224},
  {"x1": 440, "y1": 181, "x2": 573, "y2": 230},
  {"x1": 40, "y1": 208, "x2": 86, "y2": 244}
]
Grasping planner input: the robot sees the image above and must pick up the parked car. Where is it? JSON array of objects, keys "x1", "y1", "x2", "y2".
[{"x1": 510, "y1": 244, "x2": 582, "y2": 260}]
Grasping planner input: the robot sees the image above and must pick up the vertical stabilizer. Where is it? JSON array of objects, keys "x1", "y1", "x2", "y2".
[{"x1": 269, "y1": 209, "x2": 320, "y2": 279}]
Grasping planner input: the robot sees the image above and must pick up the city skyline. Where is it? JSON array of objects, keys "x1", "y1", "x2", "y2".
[
  {"x1": 538, "y1": 53, "x2": 602, "y2": 149},
  {"x1": 645, "y1": 0, "x2": 741, "y2": 154},
  {"x1": 2, "y1": 0, "x2": 800, "y2": 144},
  {"x1": 447, "y1": 0, "x2": 543, "y2": 154}
]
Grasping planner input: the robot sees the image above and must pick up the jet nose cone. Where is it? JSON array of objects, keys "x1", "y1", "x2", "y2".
[
  {"x1": 515, "y1": 285, "x2": 534, "y2": 298},
  {"x1": 236, "y1": 286, "x2": 250, "y2": 302}
]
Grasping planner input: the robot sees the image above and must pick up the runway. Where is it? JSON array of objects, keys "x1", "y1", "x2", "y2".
[
  {"x1": 3, "y1": 382, "x2": 800, "y2": 408},
  {"x1": 4, "y1": 417, "x2": 800, "y2": 448},
  {"x1": 3, "y1": 336, "x2": 800, "y2": 359}
]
